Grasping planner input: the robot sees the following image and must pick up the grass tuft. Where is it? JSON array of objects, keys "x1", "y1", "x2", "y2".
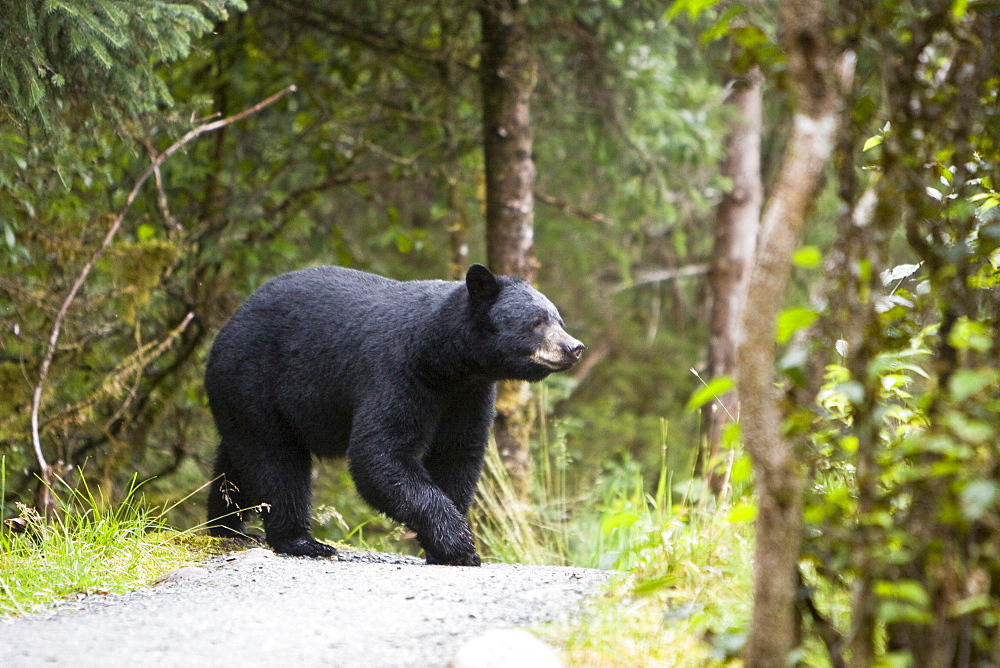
[{"x1": 0, "y1": 463, "x2": 211, "y2": 617}]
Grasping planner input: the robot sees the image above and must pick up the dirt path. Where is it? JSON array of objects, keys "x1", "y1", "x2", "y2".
[{"x1": 0, "y1": 548, "x2": 607, "y2": 667}]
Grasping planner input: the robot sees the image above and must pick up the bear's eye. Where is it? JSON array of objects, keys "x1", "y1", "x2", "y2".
[{"x1": 530, "y1": 315, "x2": 547, "y2": 330}]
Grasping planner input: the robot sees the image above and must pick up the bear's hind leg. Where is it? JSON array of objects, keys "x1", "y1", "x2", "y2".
[
  {"x1": 206, "y1": 443, "x2": 262, "y2": 544},
  {"x1": 257, "y1": 446, "x2": 337, "y2": 559}
]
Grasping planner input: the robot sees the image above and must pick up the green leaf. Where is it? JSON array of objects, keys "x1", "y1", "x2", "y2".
[
  {"x1": 792, "y1": 245, "x2": 821, "y2": 269},
  {"x1": 394, "y1": 233, "x2": 414, "y2": 253},
  {"x1": 137, "y1": 223, "x2": 156, "y2": 242},
  {"x1": 875, "y1": 580, "x2": 930, "y2": 606},
  {"x1": 776, "y1": 308, "x2": 819, "y2": 344},
  {"x1": 948, "y1": 368, "x2": 999, "y2": 401},
  {"x1": 952, "y1": 594, "x2": 990, "y2": 616},
  {"x1": 686, "y1": 376, "x2": 735, "y2": 412},
  {"x1": 977, "y1": 197, "x2": 999, "y2": 213},
  {"x1": 730, "y1": 25, "x2": 767, "y2": 49},
  {"x1": 722, "y1": 422, "x2": 741, "y2": 449},
  {"x1": 730, "y1": 455, "x2": 752, "y2": 484},
  {"x1": 633, "y1": 575, "x2": 674, "y2": 595},
  {"x1": 947, "y1": 317, "x2": 992, "y2": 352},
  {"x1": 877, "y1": 600, "x2": 933, "y2": 625},
  {"x1": 725, "y1": 502, "x2": 757, "y2": 524},
  {"x1": 665, "y1": 0, "x2": 723, "y2": 21},
  {"x1": 863, "y1": 134, "x2": 883, "y2": 152},
  {"x1": 601, "y1": 511, "x2": 641, "y2": 533}
]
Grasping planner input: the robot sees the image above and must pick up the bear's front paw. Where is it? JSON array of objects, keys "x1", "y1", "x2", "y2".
[
  {"x1": 423, "y1": 531, "x2": 481, "y2": 566},
  {"x1": 425, "y1": 549, "x2": 482, "y2": 567},
  {"x1": 269, "y1": 536, "x2": 338, "y2": 559},
  {"x1": 417, "y1": 515, "x2": 480, "y2": 565}
]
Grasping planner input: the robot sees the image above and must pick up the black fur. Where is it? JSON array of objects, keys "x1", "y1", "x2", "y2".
[{"x1": 205, "y1": 264, "x2": 583, "y2": 565}]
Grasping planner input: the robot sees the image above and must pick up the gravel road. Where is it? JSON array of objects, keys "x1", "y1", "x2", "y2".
[{"x1": 0, "y1": 547, "x2": 608, "y2": 667}]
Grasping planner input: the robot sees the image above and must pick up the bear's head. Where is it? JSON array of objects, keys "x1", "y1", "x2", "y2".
[{"x1": 466, "y1": 264, "x2": 584, "y2": 382}]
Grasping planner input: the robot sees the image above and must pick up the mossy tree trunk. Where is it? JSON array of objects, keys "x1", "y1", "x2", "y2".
[
  {"x1": 479, "y1": 0, "x2": 538, "y2": 493},
  {"x1": 737, "y1": 2, "x2": 851, "y2": 664}
]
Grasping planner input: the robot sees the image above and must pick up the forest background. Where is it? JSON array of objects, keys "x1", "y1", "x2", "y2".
[{"x1": 2, "y1": 1, "x2": 1000, "y2": 666}]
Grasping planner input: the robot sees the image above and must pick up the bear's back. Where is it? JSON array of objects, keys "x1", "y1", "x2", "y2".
[
  {"x1": 205, "y1": 266, "x2": 472, "y2": 457},
  {"x1": 206, "y1": 266, "x2": 461, "y2": 404}
]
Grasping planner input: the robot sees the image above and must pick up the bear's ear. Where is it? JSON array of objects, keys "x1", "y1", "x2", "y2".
[{"x1": 466, "y1": 264, "x2": 501, "y2": 302}]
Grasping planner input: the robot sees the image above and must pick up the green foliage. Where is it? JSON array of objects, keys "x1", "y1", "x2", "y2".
[
  {"x1": 801, "y1": 106, "x2": 1000, "y2": 664},
  {"x1": 542, "y1": 458, "x2": 751, "y2": 666},
  {"x1": 308, "y1": 459, "x2": 416, "y2": 557},
  {"x1": 0, "y1": 463, "x2": 200, "y2": 617},
  {"x1": 465, "y1": 400, "x2": 752, "y2": 664},
  {"x1": 803, "y1": 277, "x2": 999, "y2": 655},
  {"x1": 662, "y1": 2, "x2": 1000, "y2": 663},
  {"x1": 0, "y1": 0, "x2": 246, "y2": 127},
  {"x1": 550, "y1": 494, "x2": 751, "y2": 667},
  {"x1": 686, "y1": 374, "x2": 735, "y2": 413}
]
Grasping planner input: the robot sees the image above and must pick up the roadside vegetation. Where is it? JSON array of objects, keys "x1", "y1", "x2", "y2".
[
  {"x1": 0, "y1": 468, "x2": 210, "y2": 617},
  {"x1": 472, "y1": 410, "x2": 754, "y2": 667},
  {"x1": 1, "y1": 437, "x2": 752, "y2": 667}
]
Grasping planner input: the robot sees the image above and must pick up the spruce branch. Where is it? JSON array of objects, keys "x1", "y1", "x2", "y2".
[{"x1": 29, "y1": 85, "x2": 297, "y2": 515}]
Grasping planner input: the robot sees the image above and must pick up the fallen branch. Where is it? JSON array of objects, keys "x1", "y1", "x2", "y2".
[
  {"x1": 29, "y1": 85, "x2": 297, "y2": 515},
  {"x1": 534, "y1": 190, "x2": 613, "y2": 227},
  {"x1": 610, "y1": 264, "x2": 710, "y2": 293}
]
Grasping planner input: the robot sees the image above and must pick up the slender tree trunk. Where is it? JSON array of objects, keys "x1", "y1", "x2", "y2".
[
  {"x1": 479, "y1": 0, "x2": 537, "y2": 492},
  {"x1": 738, "y1": 3, "x2": 851, "y2": 664},
  {"x1": 701, "y1": 65, "x2": 763, "y2": 492}
]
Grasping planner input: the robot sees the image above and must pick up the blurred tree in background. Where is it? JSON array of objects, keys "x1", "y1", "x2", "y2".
[{"x1": 480, "y1": 0, "x2": 540, "y2": 493}]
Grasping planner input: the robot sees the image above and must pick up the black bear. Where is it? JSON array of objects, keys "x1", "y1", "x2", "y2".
[{"x1": 205, "y1": 264, "x2": 583, "y2": 565}]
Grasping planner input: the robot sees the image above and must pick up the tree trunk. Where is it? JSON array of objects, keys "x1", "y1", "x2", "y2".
[
  {"x1": 479, "y1": 0, "x2": 537, "y2": 493},
  {"x1": 738, "y1": 3, "x2": 851, "y2": 665},
  {"x1": 701, "y1": 65, "x2": 763, "y2": 493}
]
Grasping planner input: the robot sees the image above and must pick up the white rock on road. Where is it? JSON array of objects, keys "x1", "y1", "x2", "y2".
[{"x1": 0, "y1": 547, "x2": 607, "y2": 667}]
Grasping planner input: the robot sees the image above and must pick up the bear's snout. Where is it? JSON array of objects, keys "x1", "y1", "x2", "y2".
[
  {"x1": 532, "y1": 326, "x2": 584, "y2": 371},
  {"x1": 563, "y1": 339, "x2": 585, "y2": 361}
]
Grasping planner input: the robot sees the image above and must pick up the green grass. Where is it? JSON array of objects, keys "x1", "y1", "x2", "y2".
[
  {"x1": 472, "y1": 415, "x2": 754, "y2": 666},
  {"x1": 0, "y1": 467, "x2": 210, "y2": 617},
  {"x1": 550, "y1": 490, "x2": 752, "y2": 667}
]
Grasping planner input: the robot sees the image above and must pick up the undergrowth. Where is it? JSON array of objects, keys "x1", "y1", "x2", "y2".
[
  {"x1": 473, "y1": 412, "x2": 754, "y2": 666},
  {"x1": 0, "y1": 463, "x2": 210, "y2": 617},
  {"x1": 551, "y1": 486, "x2": 753, "y2": 668}
]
